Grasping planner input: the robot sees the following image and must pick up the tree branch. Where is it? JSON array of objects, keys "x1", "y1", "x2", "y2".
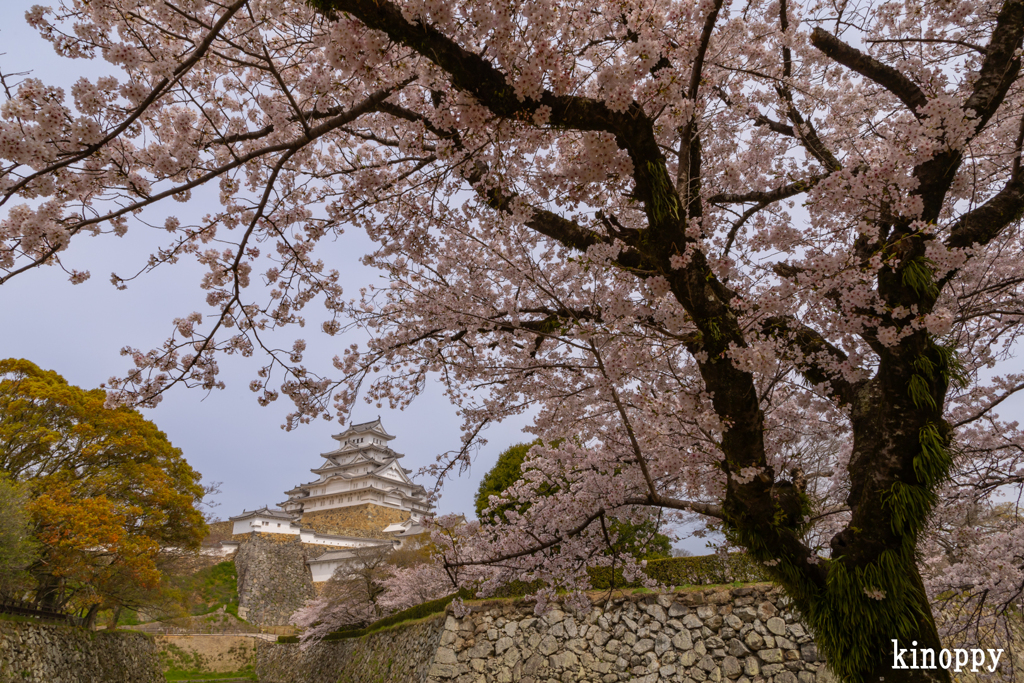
[
  {"x1": 778, "y1": 0, "x2": 842, "y2": 170},
  {"x1": 442, "y1": 509, "x2": 606, "y2": 568},
  {"x1": 946, "y1": 175, "x2": 1024, "y2": 251},
  {"x1": 953, "y1": 381, "x2": 1024, "y2": 428},
  {"x1": 621, "y1": 496, "x2": 724, "y2": 519},
  {"x1": 762, "y1": 316, "x2": 862, "y2": 405},
  {"x1": 963, "y1": 0, "x2": 1024, "y2": 131},
  {"x1": 0, "y1": 0, "x2": 249, "y2": 209},
  {"x1": 709, "y1": 174, "x2": 827, "y2": 205},
  {"x1": 810, "y1": 27, "x2": 928, "y2": 116},
  {"x1": 310, "y1": 0, "x2": 677, "y2": 260}
]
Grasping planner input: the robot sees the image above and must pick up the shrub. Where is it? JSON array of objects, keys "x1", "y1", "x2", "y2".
[{"x1": 588, "y1": 553, "x2": 766, "y2": 589}]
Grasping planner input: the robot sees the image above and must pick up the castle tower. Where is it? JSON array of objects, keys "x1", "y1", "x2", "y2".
[{"x1": 278, "y1": 418, "x2": 430, "y2": 533}]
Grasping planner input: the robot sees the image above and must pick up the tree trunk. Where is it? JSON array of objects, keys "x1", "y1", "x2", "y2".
[
  {"x1": 107, "y1": 605, "x2": 121, "y2": 630},
  {"x1": 84, "y1": 602, "x2": 101, "y2": 630},
  {"x1": 731, "y1": 343, "x2": 957, "y2": 683},
  {"x1": 864, "y1": 573, "x2": 950, "y2": 683},
  {"x1": 31, "y1": 567, "x2": 62, "y2": 612}
]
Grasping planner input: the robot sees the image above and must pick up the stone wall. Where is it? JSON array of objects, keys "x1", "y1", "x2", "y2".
[
  {"x1": 0, "y1": 619, "x2": 162, "y2": 683},
  {"x1": 235, "y1": 532, "x2": 315, "y2": 626},
  {"x1": 256, "y1": 613, "x2": 447, "y2": 683},
  {"x1": 300, "y1": 504, "x2": 409, "y2": 535},
  {"x1": 204, "y1": 520, "x2": 234, "y2": 544},
  {"x1": 425, "y1": 585, "x2": 830, "y2": 683},
  {"x1": 252, "y1": 585, "x2": 833, "y2": 683}
]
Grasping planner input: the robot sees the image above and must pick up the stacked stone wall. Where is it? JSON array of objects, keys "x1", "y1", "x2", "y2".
[
  {"x1": 235, "y1": 532, "x2": 315, "y2": 626},
  {"x1": 424, "y1": 585, "x2": 830, "y2": 683},
  {"x1": 300, "y1": 504, "x2": 409, "y2": 534},
  {"x1": 254, "y1": 584, "x2": 833, "y2": 683},
  {"x1": 0, "y1": 619, "x2": 162, "y2": 683},
  {"x1": 204, "y1": 521, "x2": 234, "y2": 544},
  {"x1": 256, "y1": 613, "x2": 447, "y2": 683}
]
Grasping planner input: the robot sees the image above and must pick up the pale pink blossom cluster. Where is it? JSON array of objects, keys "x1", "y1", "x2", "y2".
[{"x1": 0, "y1": 0, "x2": 1022, "y2": 668}]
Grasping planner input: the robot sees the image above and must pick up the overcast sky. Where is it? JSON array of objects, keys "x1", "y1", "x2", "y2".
[
  {"x1": 0, "y1": 2, "x2": 541, "y2": 528},
  {"x1": 0, "y1": 3, "x2": 893, "y2": 556}
]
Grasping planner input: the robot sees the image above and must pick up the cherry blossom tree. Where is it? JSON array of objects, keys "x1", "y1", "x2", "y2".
[
  {"x1": 290, "y1": 544, "x2": 451, "y2": 646},
  {"x1": 290, "y1": 544, "x2": 392, "y2": 644},
  {"x1": 2, "y1": 0, "x2": 1024, "y2": 680},
  {"x1": 375, "y1": 560, "x2": 452, "y2": 614}
]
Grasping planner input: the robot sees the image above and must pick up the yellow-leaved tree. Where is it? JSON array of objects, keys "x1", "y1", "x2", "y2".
[{"x1": 0, "y1": 358, "x2": 208, "y2": 626}]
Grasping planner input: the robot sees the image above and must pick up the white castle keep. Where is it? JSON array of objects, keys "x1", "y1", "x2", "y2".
[
  {"x1": 225, "y1": 418, "x2": 430, "y2": 582},
  {"x1": 278, "y1": 417, "x2": 430, "y2": 519}
]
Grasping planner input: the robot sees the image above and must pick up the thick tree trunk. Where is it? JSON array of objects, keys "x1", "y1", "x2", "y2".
[
  {"x1": 864, "y1": 570, "x2": 950, "y2": 683},
  {"x1": 809, "y1": 347, "x2": 952, "y2": 683},
  {"x1": 31, "y1": 567, "x2": 62, "y2": 612},
  {"x1": 722, "y1": 338, "x2": 957, "y2": 683}
]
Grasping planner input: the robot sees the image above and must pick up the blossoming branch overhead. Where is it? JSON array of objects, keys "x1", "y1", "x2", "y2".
[{"x1": 1, "y1": 0, "x2": 1023, "y2": 681}]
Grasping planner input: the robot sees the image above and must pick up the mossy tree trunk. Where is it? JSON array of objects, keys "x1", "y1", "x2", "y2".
[{"x1": 301, "y1": 1, "x2": 1024, "y2": 681}]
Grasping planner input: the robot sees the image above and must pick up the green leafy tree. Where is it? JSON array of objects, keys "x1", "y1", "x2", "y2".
[
  {"x1": 0, "y1": 472, "x2": 38, "y2": 597},
  {"x1": 476, "y1": 441, "x2": 670, "y2": 560},
  {"x1": 0, "y1": 358, "x2": 208, "y2": 622},
  {"x1": 475, "y1": 441, "x2": 542, "y2": 524}
]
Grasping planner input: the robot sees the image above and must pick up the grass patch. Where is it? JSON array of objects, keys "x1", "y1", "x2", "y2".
[
  {"x1": 157, "y1": 631, "x2": 256, "y2": 680},
  {"x1": 180, "y1": 561, "x2": 240, "y2": 617},
  {"x1": 117, "y1": 610, "x2": 143, "y2": 626},
  {"x1": 160, "y1": 641, "x2": 256, "y2": 680}
]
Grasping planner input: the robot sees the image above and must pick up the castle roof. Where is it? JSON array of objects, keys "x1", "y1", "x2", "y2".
[
  {"x1": 228, "y1": 506, "x2": 297, "y2": 522},
  {"x1": 331, "y1": 417, "x2": 395, "y2": 442},
  {"x1": 303, "y1": 455, "x2": 420, "y2": 487},
  {"x1": 307, "y1": 543, "x2": 396, "y2": 564},
  {"x1": 311, "y1": 448, "x2": 402, "y2": 472},
  {"x1": 382, "y1": 519, "x2": 427, "y2": 536},
  {"x1": 318, "y1": 444, "x2": 404, "y2": 460}
]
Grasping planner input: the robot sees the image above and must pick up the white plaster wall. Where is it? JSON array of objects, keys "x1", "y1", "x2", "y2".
[
  {"x1": 233, "y1": 517, "x2": 300, "y2": 535},
  {"x1": 308, "y1": 562, "x2": 338, "y2": 583}
]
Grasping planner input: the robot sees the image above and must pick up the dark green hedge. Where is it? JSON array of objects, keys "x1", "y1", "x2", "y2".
[{"x1": 588, "y1": 553, "x2": 766, "y2": 589}]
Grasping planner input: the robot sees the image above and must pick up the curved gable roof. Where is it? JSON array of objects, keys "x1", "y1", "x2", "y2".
[{"x1": 331, "y1": 417, "x2": 395, "y2": 443}]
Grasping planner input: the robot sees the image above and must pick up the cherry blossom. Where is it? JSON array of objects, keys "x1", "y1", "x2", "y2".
[{"x1": 2, "y1": 0, "x2": 1024, "y2": 680}]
